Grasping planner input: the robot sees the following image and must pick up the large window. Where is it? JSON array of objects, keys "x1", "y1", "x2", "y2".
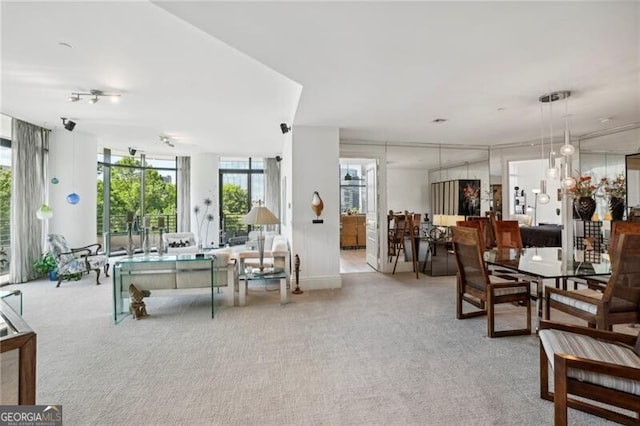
[
  {"x1": 219, "y1": 158, "x2": 264, "y2": 245},
  {"x1": 0, "y1": 138, "x2": 11, "y2": 277},
  {"x1": 98, "y1": 150, "x2": 177, "y2": 255}
]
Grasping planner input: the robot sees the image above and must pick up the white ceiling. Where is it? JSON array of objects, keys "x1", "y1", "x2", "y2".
[{"x1": 2, "y1": 1, "x2": 639, "y2": 161}]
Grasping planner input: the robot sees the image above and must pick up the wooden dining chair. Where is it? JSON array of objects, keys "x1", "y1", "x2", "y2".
[
  {"x1": 451, "y1": 226, "x2": 531, "y2": 338},
  {"x1": 493, "y1": 220, "x2": 523, "y2": 249},
  {"x1": 545, "y1": 232, "x2": 640, "y2": 330},
  {"x1": 467, "y1": 216, "x2": 495, "y2": 249},
  {"x1": 538, "y1": 320, "x2": 640, "y2": 426}
]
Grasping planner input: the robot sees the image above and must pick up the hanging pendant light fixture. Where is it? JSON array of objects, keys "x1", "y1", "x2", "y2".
[
  {"x1": 537, "y1": 103, "x2": 551, "y2": 204},
  {"x1": 539, "y1": 91, "x2": 572, "y2": 181},
  {"x1": 559, "y1": 93, "x2": 575, "y2": 156}
]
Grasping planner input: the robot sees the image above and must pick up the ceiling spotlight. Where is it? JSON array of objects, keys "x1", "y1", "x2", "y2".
[
  {"x1": 280, "y1": 123, "x2": 291, "y2": 134},
  {"x1": 159, "y1": 136, "x2": 174, "y2": 148},
  {"x1": 68, "y1": 89, "x2": 121, "y2": 104},
  {"x1": 61, "y1": 117, "x2": 76, "y2": 132}
]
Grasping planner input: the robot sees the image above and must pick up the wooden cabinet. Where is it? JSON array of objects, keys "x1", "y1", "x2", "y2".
[{"x1": 341, "y1": 215, "x2": 366, "y2": 248}]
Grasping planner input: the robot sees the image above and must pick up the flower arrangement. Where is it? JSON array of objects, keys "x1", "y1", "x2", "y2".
[
  {"x1": 600, "y1": 174, "x2": 626, "y2": 199},
  {"x1": 567, "y1": 174, "x2": 601, "y2": 199},
  {"x1": 194, "y1": 198, "x2": 215, "y2": 246}
]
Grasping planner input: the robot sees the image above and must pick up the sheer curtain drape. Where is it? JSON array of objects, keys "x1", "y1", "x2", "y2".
[
  {"x1": 177, "y1": 156, "x2": 191, "y2": 232},
  {"x1": 10, "y1": 119, "x2": 49, "y2": 283},
  {"x1": 264, "y1": 158, "x2": 281, "y2": 232}
]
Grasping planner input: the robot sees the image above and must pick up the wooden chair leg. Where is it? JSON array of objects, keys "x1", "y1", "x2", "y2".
[
  {"x1": 56, "y1": 276, "x2": 63, "y2": 288},
  {"x1": 104, "y1": 263, "x2": 110, "y2": 277},
  {"x1": 94, "y1": 268, "x2": 102, "y2": 285},
  {"x1": 554, "y1": 355, "x2": 569, "y2": 426},
  {"x1": 487, "y1": 291, "x2": 495, "y2": 338}
]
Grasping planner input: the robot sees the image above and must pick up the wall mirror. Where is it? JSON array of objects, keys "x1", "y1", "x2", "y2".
[{"x1": 626, "y1": 153, "x2": 640, "y2": 216}]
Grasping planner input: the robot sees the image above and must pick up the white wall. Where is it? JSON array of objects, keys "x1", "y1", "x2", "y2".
[
  {"x1": 291, "y1": 126, "x2": 341, "y2": 289},
  {"x1": 387, "y1": 167, "x2": 429, "y2": 214},
  {"x1": 190, "y1": 154, "x2": 219, "y2": 247},
  {"x1": 508, "y1": 159, "x2": 562, "y2": 225},
  {"x1": 48, "y1": 129, "x2": 99, "y2": 247}
]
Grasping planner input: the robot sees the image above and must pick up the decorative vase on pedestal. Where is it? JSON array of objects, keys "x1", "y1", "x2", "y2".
[
  {"x1": 125, "y1": 222, "x2": 136, "y2": 257},
  {"x1": 609, "y1": 196, "x2": 625, "y2": 221},
  {"x1": 574, "y1": 196, "x2": 597, "y2": 221}
]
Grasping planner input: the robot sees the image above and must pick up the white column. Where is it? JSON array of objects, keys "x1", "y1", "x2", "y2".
[
  {"x1": 190, "y1": 154, "x2": 219, "y2": 247},
  {"x1": 48, "y1": 129, "x2": 98, "y2": 247},
  {"x1": 291, "y1": 126, "x2": 341, "y2": 290}
]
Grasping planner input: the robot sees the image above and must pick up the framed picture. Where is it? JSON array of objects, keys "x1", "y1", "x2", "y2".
[{"x1": 458, "y1": 179, "x2": 481, "y2": 216}]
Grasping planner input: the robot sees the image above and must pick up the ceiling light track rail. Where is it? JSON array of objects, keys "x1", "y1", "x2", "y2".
[{"x1": 68, "y1": 89, "x2": 121, "y2": 104}]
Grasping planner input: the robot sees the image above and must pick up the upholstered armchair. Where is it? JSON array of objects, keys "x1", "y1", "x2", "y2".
[
  {"x1": 538, "y1": 320, "x2": 640, "y2": 425},
  {"x1": 47, "y1": 234, "x2": 109, "y2": 287}
]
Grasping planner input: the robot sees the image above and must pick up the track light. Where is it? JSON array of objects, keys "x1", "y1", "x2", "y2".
[
  {"x1": 280, "y1": 123, "x2": 291, "y2": 134},
  {"x1": 68, "y1": 89, "x2": 121, "y2": 104},
  {"x1": 61, "y1": 117, "x2": 76, "y2": 132},
  {"x1": 128, "y1": 147, "x2": 137, "y2": 156},
  {"x1": 159, "y1": 136, "x2": 174, "y2": 148}
]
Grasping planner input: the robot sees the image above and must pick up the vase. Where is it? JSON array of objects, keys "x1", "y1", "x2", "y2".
[
  {"x1": 574, "y1": 196, "x2": 596, "y2": 221},
  {"x1": 157, "y1": 228, "x2": 165, "y2": 256},
  {"x1": 142, "y1": 227, "x2": 151, "y2": 256},
  {"x1": 126, "y1": 222, "x2": 136, "y2": 257},
  {"x1": 610, "y1": 196, "x2": 625, "y2": 221}
]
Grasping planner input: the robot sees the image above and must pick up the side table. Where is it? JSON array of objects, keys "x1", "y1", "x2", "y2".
[
  {"x1": 239, "y1": 268, "x2": 287, "y2": 306},
  {"x1": 0, "y1": 289, "x2": 22, "y2": 316}
]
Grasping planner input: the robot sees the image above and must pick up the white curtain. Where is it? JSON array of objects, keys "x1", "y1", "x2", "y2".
[
  {"x1": 177, "y1": 156, "x2": 191, "y2": 232},
  {"x1": 10, "y1": 119, "x2": 49, "y2": 283},
  {"x1": 264, "y1": 157, "x2": 280, "y2": 232}
]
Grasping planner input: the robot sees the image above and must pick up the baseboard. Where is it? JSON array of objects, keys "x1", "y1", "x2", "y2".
[{"x1": 299, "y1": 275, "x2": 342, "y2": 291}]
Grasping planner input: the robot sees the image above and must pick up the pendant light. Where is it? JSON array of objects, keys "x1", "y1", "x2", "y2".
[
  {"x1": 560, "y1": 93, "x2": 577, "y2": 189},
  {"x1": 545, "y1": 95, "x2": 559, "y2": 179},
  {"x1": 537, "y1": 103, "x2": 551, "y2": 204}
]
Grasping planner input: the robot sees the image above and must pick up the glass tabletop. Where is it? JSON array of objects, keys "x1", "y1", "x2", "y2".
[
  {"x1": 114, "y1": 253, "x2": 216, "y2": 264},
  {"x1": 484, "y1": 247, "x2": 611, "y2": 279},
  {"x1": 241, "y1": 267, "x2": 286, "y2": 280}
]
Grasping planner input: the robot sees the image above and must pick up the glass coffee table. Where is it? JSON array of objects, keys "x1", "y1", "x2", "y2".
[{"x1": 238, "y1": 267, "x2": 288, "y2": 306}]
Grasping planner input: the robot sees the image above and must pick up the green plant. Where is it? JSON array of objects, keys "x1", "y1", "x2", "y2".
[{"x1": 33, "y1": 252, "x2": 57, "y2": 276}]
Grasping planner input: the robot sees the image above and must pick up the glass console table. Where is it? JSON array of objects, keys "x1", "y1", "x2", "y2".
[{"x1": 112, "y1": 254, "x2": 216, "y2": 324}]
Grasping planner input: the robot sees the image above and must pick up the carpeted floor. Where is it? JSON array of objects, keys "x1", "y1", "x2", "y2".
[{"x1": 2, "y1": 271, "x2": 626, "y2": 425}]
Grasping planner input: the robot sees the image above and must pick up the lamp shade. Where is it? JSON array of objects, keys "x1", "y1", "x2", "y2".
[{"x1": 241, "y1": 205, "x2": 279, "y2": 226}]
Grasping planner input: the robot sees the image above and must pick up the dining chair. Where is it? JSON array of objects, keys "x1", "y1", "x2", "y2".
[
  {"x1": 538, "y1": 320, "x2": 640, "y2": 425},
  {"x1": 467, "y1": 216, "x2": 495, "y2": 249},
  {"x1": 545, "y1": 232, "x2": 640, "y2": 330},
  {"x1": 581, "y1": 221, "x2": 640, "y2": 291},
  {"x1": 451, "y1": 226, "x2": 531, "y2": 338},
  {"x1": 493, "y1": 220, "x2": 524, "y2": 249}
]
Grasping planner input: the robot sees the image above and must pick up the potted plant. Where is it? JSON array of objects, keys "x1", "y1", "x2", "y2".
[
  {"x1": 33, "y1": 252, "x2": 58, "y2": 281},
  {"x1": 567, "y1": 174, "x2": 602, "y2": 221},
  {"x1": 601, "y1": 174, "x2": 626, "y2": 221}
]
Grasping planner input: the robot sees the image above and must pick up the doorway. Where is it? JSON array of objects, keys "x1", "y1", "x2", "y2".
[{"x1": 339, "y1": 158, "x2": 377, "y2": 273}]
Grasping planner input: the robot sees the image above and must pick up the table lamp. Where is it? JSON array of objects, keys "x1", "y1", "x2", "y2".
[{"x1": 241, "y1": 201, "x2": 279, "y2": 271}]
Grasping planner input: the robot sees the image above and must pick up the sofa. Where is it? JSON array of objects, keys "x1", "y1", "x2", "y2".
[{"x1": 119, "y1": 232, "x2": 238, "y2": 307}]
